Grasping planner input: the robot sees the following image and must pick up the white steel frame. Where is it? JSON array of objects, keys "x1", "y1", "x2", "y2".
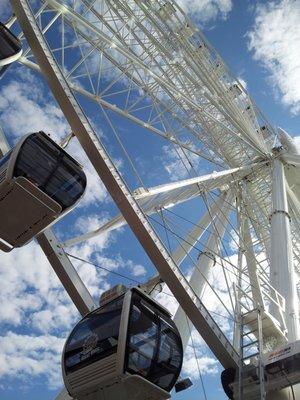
[
  {"x1": 11, "y1": 0, "x2": 240, "y2": 369},
  {"x1": 0, "y1": 0, "x2": 299, "y2": 398}
]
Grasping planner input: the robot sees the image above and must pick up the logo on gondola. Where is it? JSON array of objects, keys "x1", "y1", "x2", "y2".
[{"x1": 82, "y1": 333, "x2": 98, "y2": 355}]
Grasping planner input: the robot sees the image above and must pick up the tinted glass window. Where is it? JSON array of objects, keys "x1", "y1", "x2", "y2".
[
  {"x1": 14, "y1": 133, "x2": 86, "y2": 210},
  {"x1": 150, "y1": 319, "x2": 183, "y2": 391},
  {"x1": 64, "y1": 296, "x2": 124, "y2": 374},
  {"x1": 0, "y1": 23, "x2": 21, "y2": 60},
  {"x1": 125, "y1": 292, "x2": 183, "y2": 392},
  {"x1": 127, "y1": 303, "x2": 158, "y2": 378}
]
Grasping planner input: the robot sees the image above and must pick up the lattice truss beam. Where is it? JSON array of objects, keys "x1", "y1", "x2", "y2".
[{"x1": 6, "y1": 0, "x2": 300, "y2": 367}]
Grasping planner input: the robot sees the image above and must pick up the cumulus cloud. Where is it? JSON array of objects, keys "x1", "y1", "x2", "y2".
[
  {"x1": 0, "y1": 242, "x2": 79, "y2": 389},
  {"x1": 0, "y1": 76, "x2": 69, "y2": 141},
  {"x1": 130, "y1": 262, "x2": 147, "y2": 277},
  {"x1": 0, "y1": 243, "x2": 62, "y2": 326},
  {"x1": 74, "y1": 214, "x2": 113, "y2": 250},
  {"x1": 177, "y1": 0, "x2": 232, "y2": 23},
  {"x1": 0, "y1": 332, "x2": 65, "y2": 389},
  {"x1": 183, "y1": 348, "x2": 219, "y2": 377},
  {"x1": 247, "y1": 0, "x2": 300, "y2": 114},
  {"x1": 160, "y1": 144, "x2": 203, "y2": 181},
  {"x1": 237, "y1": 77, "x2": 247, "y2": 91}
]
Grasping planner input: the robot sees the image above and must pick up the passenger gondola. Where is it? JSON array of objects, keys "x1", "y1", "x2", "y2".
[
  {"x1": 0, "y1": 131, "x2": 86, "y2": 251},
  {"x1": 0, "y1": 21, "x2": 22, "y2": 69},
  {"x1": 62, "y1": 287, "x2": 183, "y2": 400}
]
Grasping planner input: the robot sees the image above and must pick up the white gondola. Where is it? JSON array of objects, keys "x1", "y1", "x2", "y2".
[
  {"x1": 62, "y1": 287, "x2": 183, "y2": 400},
  {"x1": 0, "y1": 131, "x2": 86, "y2": 251},
  {"x1": 0, "y1": 21, "x2": 22, "y2": 67}
]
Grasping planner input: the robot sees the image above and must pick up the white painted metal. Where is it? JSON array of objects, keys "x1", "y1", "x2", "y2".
[
  {"x1": 12, "y1": 0, "x2": 239, "y2": 368},
  {"x1": 0, "y1": 126, "x2": 10, "y2": 156},
  {"x1": 173, "y1": 191, "x2": 233, "y2": 351},
  {"x1": 171, "y1": 192, "x2": 227, "y2": 266},
  {"x1": 279, "y1": 127, "x2": 300, "y2": 155},
  {"x1": 133, "y1": 164, "x2": 265, "y2": 200},
  {"x1": 239, "y1": 308, "x2": 266, "y2": 400},
  {"x1": 241, "y1": 213, "x2": 264, "y2": 308},
  {"x1": 144, "y1": 193, "x2": 227, "y2": 297},
  {"x1": 270, "y1": 158, "x2": 300, "y2": 341},
  {"x1": 37, "y1": 230, "x2": 96, "y2": 316},
  {"x1": 62, "y1": 173, "x2": 237, "y2": 248},
  {"x1": 17, "y1": 0, "x2": 276, "y2": 168}
]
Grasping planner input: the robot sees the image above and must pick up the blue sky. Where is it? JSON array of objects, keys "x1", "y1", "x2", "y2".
[{"x1": 0, "y1": 0, "x2": 300, "y2": 400}]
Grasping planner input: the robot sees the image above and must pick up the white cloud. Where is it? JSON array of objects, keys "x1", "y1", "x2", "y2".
[
  {"x1": 0, "y1": 0, "x2": 12, "y2": 19},
  {"x1": 0, "y1": 332, "x2": 65, "y2": 389},
  {"x1": 0, "y1": 242, "x2": 78, "y2": 389},
  {"x1": 247, "y1": 0, "x2": 300, "y2": 114},
  {"x1": 0, "y1": 76, "x2": 69, "y2": 142},
  {"x1": 156, "y1": 285, "x2": 179, "y2": 316},
  {"x1": 93, "y1": 254, "x2": 147, "y2": 281},
  {"x1": 0, "y1": 243, "x2": 63, "y2": 326},
  {"x1": 160, "y1": 144, "x2": 203, "y2": 181},
  {"x1": 0, "y1": 171, "x2": 135, "y2": 390},
  {"x1": 183, "y1": 348, "x2": 219, "y2": 378},
  {"x1": 130, "y1": 263, "x2": 147, "y2": 277},
  {"x1": 177, "y1": 0, "x2": 232, "y2": 23},
  {"x1": 74, "y1": 214, "x2": 113, "y2": 251}
]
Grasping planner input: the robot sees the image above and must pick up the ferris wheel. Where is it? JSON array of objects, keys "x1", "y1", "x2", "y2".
[{"x1": 0, "y1": 0, "x2": 300, "y2": 399}]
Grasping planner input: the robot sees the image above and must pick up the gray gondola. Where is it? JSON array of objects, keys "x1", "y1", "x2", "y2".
[
  {"x1": 0, "y1": 131, "x2": 86, "y2": 251},
  {"x1": 62, "y1": 287, "x2": 183, "y2": 400},
  {"x1": 0, "y1": 21, "x2": 22, "y2": 68}
]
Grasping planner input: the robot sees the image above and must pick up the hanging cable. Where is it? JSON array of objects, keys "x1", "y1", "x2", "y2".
[
  {"x1": 185, "y1": 315, "x2": 208, "y2": 400},
  {"x1": 67, "y1": 252, "x2": 235, "y2": 322},
  {"x1": 154, "y1": 213, "x2": 236, "y2": 320},
  {"x1": 160, "y1": 205, "x2": 269, "y2": 295},
  {"x1": 158, "y1": 207, "x2": 172, "y2": 253},
  {"x1": 147, "y1": 213, "x2": 267, "y2": 301},
  {"x1": 66, "y1": 253, "x2": 143, "y2": 285},
  {"x1": 99, "y1": 102, "x2": 146, "y2": 189}
]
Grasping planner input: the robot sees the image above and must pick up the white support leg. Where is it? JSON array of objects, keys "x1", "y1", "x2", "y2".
[
  {"x1": 173, "y1": 192, "x2": 233, "y2": 350},
  {"x1": 270, "y1": 158, "x2": 300, "y2": 341},
  {"x1": 171, "y1": 192, "x2": 227, "y2": 266},
  {"x1": 37, "y1": 230, "x2": 96, "y2": 316},
  {"x1": 241, "y1": 215, "x2": 264, "y2": 308},
  {"x1": 233, "y1": 194, "x2": 244, "y2": 351},
  {"x1": 0, "y1": 126, "x2": 10, "y2": 156}
]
